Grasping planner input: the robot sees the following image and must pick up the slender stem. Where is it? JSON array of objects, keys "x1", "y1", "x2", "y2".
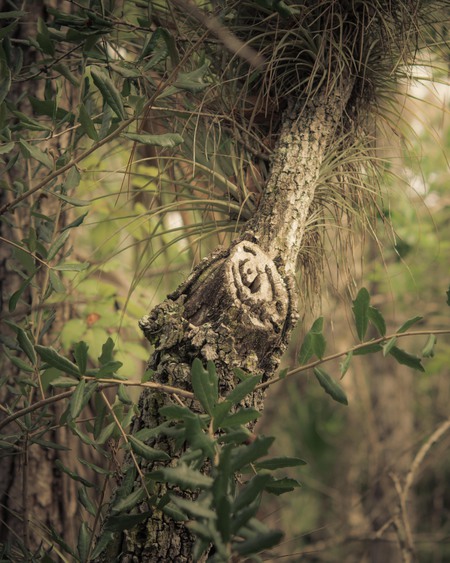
[
  {"x1": 256, "y1": 329, "x2": 450, "y2": 391},
  {"x1": 1, "y1": 329, "x2": 448, "y2": 432},
  {"x1": 0, "y1": 380, "x2": 193, "y2": 433}
]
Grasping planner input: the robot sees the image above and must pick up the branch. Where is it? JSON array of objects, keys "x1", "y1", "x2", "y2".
[
  {"x1": 257, "y1": 329, "x2": 450, "y2": 391},
  {"x1": 171, "y1": 0, "x2": 265, "y2": 69},
  {"x1": 0, "y1": 379, "x2": 194, "y2": 433}
]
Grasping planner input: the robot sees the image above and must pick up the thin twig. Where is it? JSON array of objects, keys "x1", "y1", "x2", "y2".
[
  {"x1": 403, "y1": 418, "x2": 450, "y2": 500},
  {"x1": 390, "y1": 473, "x2": 415, "y2": 563},
  {"x1": 171, "y1": 0, "x2": 265, "y2": 69},
  {"x1": 0, "y1": 380, "x2": 194, "y2": 433},
  {"x1": 256, "y1": 329, "x2": 450, "y2": 391},
  {"x1": 99, "y1": 391, "x2": 152, "y2": 499}
]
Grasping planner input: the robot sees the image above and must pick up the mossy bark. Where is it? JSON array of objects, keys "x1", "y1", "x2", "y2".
[{"x1": 104, "y1": 81, "x2": 354, "y2": 561}]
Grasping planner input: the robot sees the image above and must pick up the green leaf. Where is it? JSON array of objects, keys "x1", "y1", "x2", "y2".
[
  {"x1": 298, "y1": 331, "x2": 313, "y2": 365},
  {"x1": 31, "y1": 438, "x2": 70, "y2": 451},
  {"x1": 220, "y1": 428, "x2": 252, "y2": 445},
  {"x1": 7, "y1": 354, "x2": 34, "y2": 373},
  {"x1": 339, "y1": 351, "x2": 353, "y2": 377},
  {"x1": 95, "y1": 421, "x2": 116, "y2": 445},
  {"x1": 69, "y1": 422, "x2": 96, "y2": 446},
  {"x1": 171, "y1": 496, "x2": 216, "y2": 519},
  {"x1": 104, "y1": 512, "x2": 152, "y2": 532},
  {"x1": 368, "y1": 306, "x2": 386, "y2": 336},
  {"x1": 55, "y1": 459, "x2": 93, "y2": 487},
  {"x1": 0, "y1": 21, "x2": 18, "y2": 41},
  {"x1": 54, "y1": 63, "x2": 79, "y2": 86},
  {"x1": 264, "y1": 477, "x2": 301, "y2": 495},
  {"x1": 17, "y1": 329, "x2": 36, "y2": 364},
  {"x1": 98, "y1": 337, "x2": 114, "y2": 365},
  {"x1": 35, "y1": 345, "x2": 80, "y2": 377},
  {"x1": 233, "y1": 474, "x2": 272, "y2": 512},
  {"x1": 73, "y1": 341, "x2": 88, "y2": 375},
  {"x1": 422, "y1": 334, "x2": 436, "y2": 358},
  {"x1": 127, "y1": 435, "x2": 171, "y2": 462},
  {"x1": 160, "y1": 64, "x2": 210, "y2": 98},
  {"x1": 212, "y1": 400, "x2": 232, "y2": 431},
  {"x1": 310, "y1": 317, "x2": 326, "y2": 359},
  {"x1": 382, "y1": 336, "x2": 397, "y2": 357},
  {"x1": 19, "y1": 139, "x2": 53, "y2": 169},
  {"x1": 134, "y1": 422, "x2": 171, "y2": 442},
  {"x1": 278, "y1": 367, "x2": 288, "y2": 380},
  {"x1": 152, "y1": 463, "x2": 213, "y2": 489},
  {"x1": 233, "y1": 529, "x2": 283, "y2": 557},
  {"x1": 389, "y1": 346, "x2": 425, "y2": 372},
  {"x1": 90, "y1": 67, "x2": 126, "y2": 120},
  {"x1": 352, "y1": 288, "x2": 370, "y2": 341},
  {"x1": 70, "y1": 379, "x2": 86, "y2": 419},
  {"x1": 221, "y1": 408, "x2": 261, "y2": 428},
  {"x1": 141, "y1": 369, "x2": 153, "y2": 383},
  {"x1": 226, "y1": 375, "x2": 261, "y2": 406},
  {"x1": 0, "y1": 59, "x2": 11, "y2": 104},
  {"x1": 47, "y1": 230, "x2": 70, "y2": 261},
  {"x1": 96, "y1": 360, "x2": 123, "y2": 377},
  {"x1": 61, "y1": 212, "x2": 88, "y2": 232},
  {"x1": 90, "y1": 531, "x2": 115, "y2": 560},
  {"x1": 9, "y1": 275, "x2": 33, "y2": 312},
  {"x1": 314, "y1": 368, "x2": 348, "y2": 405},
  {"x1": 215, "y1": 494, "x2": 232, "y2": 543},
  {"x1": 78, "y1": 486, "x2": 97, "y2": 517},
  {"x1": 51, "y1": 191, "x2": 92, "y2": 207},
  {"x1": 11, "y1": 109, "x2": 51, "y2": 131},
  {"x1": 77, "y1": 521, "x2": 89, "y2": 563},
  {"x1": 231, "y1": 499, "x2": 260, "y2": 536},
  {"x1": 78, "y1": 103, "x2": 98, "y2": 141},
  {"x1": 159, "y1": 404, "x2": 194, "y2": 420},
  {"x1": 299, "y1": 317, "x2": 326, "y2": 363},
  {"x1": 0, "y1": 10, "x2": 25, "y2": 19},
  {"x1": 49, "y1": 375, "x2": 79, "y2": 388},
  {"x1": 184, "y1": 416, "x2": 215, "y2": 458},
  {"x1": 230, "y1": 436, "x2": 274, "y2": 472},
  {"x1": 396, "y1": 316, "x2": 423, "y2": 333},
  {"x1": 191, "y1": 358, "x2": 218, "y2": 415},
  {"x1": 0, "y1": 141, "x2": 15, "y2": 154},
  {"x1": 111, "y1": 487, "x2": 146, "y2": 514},
  {"x1": 78, "y1": 458, "x2": 113, "y2": 476},
  {"x1": 49, "y1": 269, "x2": 65, "y2": 293},
  {"x1": 53, "y1": 263, "x2": 89, "y2": 272},
  {"x1": 37, "y1": 17, "x2": 55, "y2": 55},
  {"x1": 123, "y1": 132, "x2": 184, "y2": 147},
  {"x1": 254, "y1": 456, "x2": 307, "y2": 470},
  {"x1": 65, "y1": 166, "x2": 81, "y2": 191},
  {"x1": 186, "y1": 520, "x2": 213, "y2": 541},
  {"x1": 118, "y1": 384, "x2": 132, "y2": 405}
]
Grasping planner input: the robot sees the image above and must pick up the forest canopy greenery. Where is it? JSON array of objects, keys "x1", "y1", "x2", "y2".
[{"x1": 0, "y1": 0, "x2": 449, "y2": 561}]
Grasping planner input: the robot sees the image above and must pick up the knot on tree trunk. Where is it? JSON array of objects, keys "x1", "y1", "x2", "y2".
[{"x1": 139, "y1": 240, "x2": 295, "y2": 380}]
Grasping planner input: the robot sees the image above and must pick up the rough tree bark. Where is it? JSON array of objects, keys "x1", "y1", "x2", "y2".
[
  {"x1": 101, "y1": 82, "x2": 354, "y2": 561},
  {"x1": 0, "y1": 0, "x2": 101, "y2": 553}
]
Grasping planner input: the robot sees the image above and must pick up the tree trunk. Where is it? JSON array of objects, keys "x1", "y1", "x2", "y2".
[
  {"x1": 104, "y1": 81, "x2": 354, "y2": 561},
  {"x1": 0, "y1": 1, "x2": 99, "y2": 555}
]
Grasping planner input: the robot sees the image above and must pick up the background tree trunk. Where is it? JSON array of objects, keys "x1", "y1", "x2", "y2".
[{"x1": 0, "y1": 1, "x2": 102, "y2": 554}]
